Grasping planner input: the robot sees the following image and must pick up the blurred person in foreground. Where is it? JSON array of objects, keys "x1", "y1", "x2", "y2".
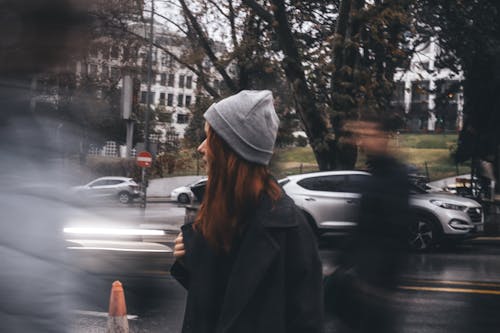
[
  {"x1": 0, "y1": 1, "x2": 93, "y2": 331},
  {"x1": 324, "y1": 117, "x2": 410, "y2": 332},
  {"x1": 172, "y1": 90, "x2": 323, "y2": 333}
]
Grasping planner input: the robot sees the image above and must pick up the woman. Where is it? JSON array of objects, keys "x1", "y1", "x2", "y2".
[{"x1": 171, "y1": 90, "x2": 323, "y2": 333}]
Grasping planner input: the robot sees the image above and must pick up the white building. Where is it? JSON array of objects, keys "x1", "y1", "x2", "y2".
[
  {"x1": 393, "y1": 39, "x2": 464, "y2": 132},
  {"x1": 76, "y1": 24, "x2": 226, "y2": 143}
]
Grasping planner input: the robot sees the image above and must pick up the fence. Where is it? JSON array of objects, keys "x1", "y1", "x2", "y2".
[{"x1": 88, "y1": 141, "x2": 137, "y2": 158}]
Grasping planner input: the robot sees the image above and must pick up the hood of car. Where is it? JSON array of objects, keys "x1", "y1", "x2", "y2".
[
  {"x1": 411, "y1": 192, "x2": 481, "y2": 207},
  {"x1": 171, "y1": 186, "x2": 190, "y2": 193}
]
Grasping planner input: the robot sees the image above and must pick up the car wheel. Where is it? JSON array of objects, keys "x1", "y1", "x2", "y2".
[
  {"x1": 178, "y1": 193, "x2": 190, "y2": 204},
  {"x1": 408, "y1": 215, "x2": 439, "y2": 251},
  {"x1": 118, "y1": 191, "x2": 131, "y2": 204}
]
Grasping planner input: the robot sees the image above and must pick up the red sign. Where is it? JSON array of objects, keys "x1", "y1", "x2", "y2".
[{"x1": 136, "y1": 151, "x2": 153, "y2": 168}]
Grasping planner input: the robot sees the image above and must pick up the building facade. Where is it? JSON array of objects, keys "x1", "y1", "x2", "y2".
[
  {"x1": 76, "y1": 24, "x2": 210, "y2": 144},
  {"x1": 393, "y1": 39, "x2": 464, "y2": 132}
]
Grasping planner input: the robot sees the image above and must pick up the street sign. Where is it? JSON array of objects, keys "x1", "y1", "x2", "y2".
[{"x1": 137, "y1": 151, "x2": 153, "y2": 168}]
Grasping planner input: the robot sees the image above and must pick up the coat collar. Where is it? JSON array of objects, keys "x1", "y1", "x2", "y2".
[
  {"x1": 216, "y1": 193, "x2": 298, "y2": 332},
  {"x1": 256, "y1": 192, "x2": 299, "y2": 228}
]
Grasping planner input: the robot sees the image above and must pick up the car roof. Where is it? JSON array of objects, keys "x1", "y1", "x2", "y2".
[
  {"x1": 92, "y1": 176, "x2": 132, "y2": 181},
  {"x1": 283, "y1": 170, "x2": 371, "y2": 180}
]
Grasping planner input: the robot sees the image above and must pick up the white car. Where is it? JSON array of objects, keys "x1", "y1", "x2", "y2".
[
  {"x1": 279, "y1": 171, "x2": 484, "y2": 250},
  {"x1": 171, "y1": 178, "x2": 207, "y2": 204},
  {"x1": 71, "y1": 176, "x2": 142, "y2": 204}
]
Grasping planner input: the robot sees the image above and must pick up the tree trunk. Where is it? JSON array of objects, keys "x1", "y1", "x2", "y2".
[{"x1": 268, "y1": 0, "x2": 337, "y2": 170}]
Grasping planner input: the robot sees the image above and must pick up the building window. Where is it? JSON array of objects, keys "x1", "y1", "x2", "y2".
[
  {"x1": 167, "y1": 93, "x2": 174, "y2": 106},
  {"x1": 185, "y1": 95, "x2": 192, "y2": 107},
  {"x1": 110, "y1": 67, "x2": 120, "y2": 80},
  {"x1": 140, "y1": 91, "x2": 155, "y2": 104},
  {"x1": 111, "y1": 46, "x2": 120, "y2": 59},
  {"x1": 89, "y1": 45, "x2": 98, "y2": 58},
  {"x1": 391, "y1": 82, "x2": 405, "y2": 105},
  {"x1": 168, "y1": 74, "x2": 175, "y2": 87},
  {"x1": 158, "y1": 112, "x2": 172, "y2": 123},
  {"x1": 122, "y1": 47, "x2": 130, "y2": 61},
  {"x1": 160, "y1": 73, "x2": 166, "y2": 86},
  {"x1": 186, "y1": 76, "x2": 192, "y2": 89},
  {"x1": 159, "y1": 92, "x2": 166, "y2": 105},
  {"x1": 102, "y1": 47, "x2": 110, "y2": 59},
  {"x1": 411, "y1": 81, "x2": 430, "y2": 103},
  {"x1": 89, "y1": 64, "x2": 98, "y2": 77},
  {"x1": 177, "y1": 94, "x2": 184, "y2": 107},
  {"x1": 179, "y1": 75, "x2": 185, "y2": 88},
  {"x1": 101, "y1": 66, "x2": 109, "y2": 80},
  {"x1": 177, "y1": 113, "x2": 189, "y2": 124}
]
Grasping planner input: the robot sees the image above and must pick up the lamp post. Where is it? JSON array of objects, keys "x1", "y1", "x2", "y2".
[
  {"x1": 142, "y1": 0, "x2": 155, "y2": 211},
  {"x1": 145, "y1": 0, "x2": 154, "y2": 153}
]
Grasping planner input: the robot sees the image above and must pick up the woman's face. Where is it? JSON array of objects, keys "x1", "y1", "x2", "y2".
[{"x1": 197, "y1": 122, "x2": 210, "y2": 166}]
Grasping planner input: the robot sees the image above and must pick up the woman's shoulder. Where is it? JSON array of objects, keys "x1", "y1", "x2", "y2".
[{"x1": 257, "y1": 192, "x2": 302, "y2": 228}]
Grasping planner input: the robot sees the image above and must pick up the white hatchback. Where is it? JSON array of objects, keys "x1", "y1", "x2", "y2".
[{"x1": 170, "y1": 178, "x2": 207, "y2": 204}]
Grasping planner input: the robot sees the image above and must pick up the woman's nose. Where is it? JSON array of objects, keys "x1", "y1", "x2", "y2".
[{"x1": 197, "y1": 139, "x2": 206, "y2": 154}]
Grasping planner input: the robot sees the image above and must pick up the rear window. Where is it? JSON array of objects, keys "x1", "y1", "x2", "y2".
[
  {"x1": 107, "y1": 180, "x2": 124, "y2": 185},
  {"x1": 278, "y1": 178, "x2": 290, "y2": 186},
  {"x1": 297, "y1": 175, "x2": 347, "y2": 192},
  {"x1": 297, "y1": 174, "x2": 369, "y2": 193}
]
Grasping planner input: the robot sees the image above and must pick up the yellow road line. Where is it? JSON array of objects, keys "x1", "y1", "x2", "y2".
[
  {"x1": 405, "y1": 279, "x2": 500, "y2": 289},
  {"x1": 474, "y1": 237, "x2": 500, "y2": 241},
  {"x1": 399, "y1": 285, "x2": 500, "y2": 296}
]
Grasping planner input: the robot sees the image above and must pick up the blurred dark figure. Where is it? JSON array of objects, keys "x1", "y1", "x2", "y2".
[
  {"x1": 0, "y1": 1, "x2": 93, "y2": 331},
  {"x1": 324, "y1": 119, "x2": 410, "y2": 332}
]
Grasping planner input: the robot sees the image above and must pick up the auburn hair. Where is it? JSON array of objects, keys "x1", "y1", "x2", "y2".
[{"x1": 194, "y1": 125, "x2": 282, "y2": 253}]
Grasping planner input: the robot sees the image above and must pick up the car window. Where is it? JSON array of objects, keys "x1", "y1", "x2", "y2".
[
  {"x1": 188, "y1": 178, "x2": 207, "y2": 187},
  {"x1": 344, "y1": 174, "x2": 370, "y2": 193},
  {"x1": 90, "y1": 180, "x2": 109, "y2": 187},
  {"x1": 107, "y1": 180, "x2": 124, "y2": 185},
  {"x1": 297, "y1": 175, "x2": 348, "y2": 192},
  {"x1": 409, "y1": 183, "x2": 427, "y2": 194}
]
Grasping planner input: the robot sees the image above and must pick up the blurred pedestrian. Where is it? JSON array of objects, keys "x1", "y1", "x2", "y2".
[
  {"x1": 171, "y1": 90, "x2": 323, "y2": 333},
  {"x1": 0, "y1": 1, "x2": 95, "y2": 332},
  {"x1": 324, "y1": 118, "x2": 410, "y2": 332}
]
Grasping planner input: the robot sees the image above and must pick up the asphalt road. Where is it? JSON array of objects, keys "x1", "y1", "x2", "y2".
[{"x1": 67, "y1": 202, "x2": 500, "y2": 332}]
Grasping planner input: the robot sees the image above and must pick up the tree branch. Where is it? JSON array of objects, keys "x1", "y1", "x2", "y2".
[
  {"x1": 143, "y1": 9, "x2": 189, "y2": 35},
  {"x1": 207, "y1": 0, "x2": 230, "y2": 20},
  {"x1": 228, "y1": 0, "x2": 239, "y2": 49},
  {"x1": 241, "y1": 0, "x2": 275, "y2": 24},
  {"x1": 179, "y1": 0, "x2": 238, "y2": 93}
]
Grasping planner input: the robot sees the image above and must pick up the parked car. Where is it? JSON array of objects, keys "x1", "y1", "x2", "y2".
[
  {"x1": 171, "y1": 178, "x2": 207, "y2": 204},
  {"x1": 279, "y1": 171, "x2": 484, "y2": 250},
  {"x1": 71, "y1": 177, "x2": 142, "y2": 204}
]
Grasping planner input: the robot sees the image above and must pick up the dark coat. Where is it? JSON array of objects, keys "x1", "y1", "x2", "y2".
[{"x1": 171, "y1": 193, "x2": 324, "y2": 333}]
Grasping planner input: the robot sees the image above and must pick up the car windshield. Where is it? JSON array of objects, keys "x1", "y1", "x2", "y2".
[
  {"x1": 188, "y1": 178, "x2": 207, "y2": 187},
  {"x1": 410, "y1": 183, "x2": 428, "y2": 194}
]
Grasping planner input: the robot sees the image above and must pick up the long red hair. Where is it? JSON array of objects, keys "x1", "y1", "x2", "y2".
[{"x1": 194, "y1": 125, "x2": 282, "y2": 252}]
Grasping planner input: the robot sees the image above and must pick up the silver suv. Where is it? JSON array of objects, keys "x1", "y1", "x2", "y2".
[
  {"x1": 71, "y1": 176, "x2": 142, "y2": 204},
  {"x1": 279, "y1": 171, "x2": 484, "y2": 250}
]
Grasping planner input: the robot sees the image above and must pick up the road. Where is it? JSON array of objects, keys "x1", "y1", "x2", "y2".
[{"x1": 67, "y1": 201, "x2": 500, "y2": 332}]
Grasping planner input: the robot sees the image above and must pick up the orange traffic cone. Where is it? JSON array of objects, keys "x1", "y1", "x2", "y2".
[{"x1": 106, "y1": 280, "x2": 129, "y2": 333}]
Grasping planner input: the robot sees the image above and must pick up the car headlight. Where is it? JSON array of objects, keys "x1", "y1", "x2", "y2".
[{"x1": 430, "y1": 199, "x2": 467, "y2": 211}]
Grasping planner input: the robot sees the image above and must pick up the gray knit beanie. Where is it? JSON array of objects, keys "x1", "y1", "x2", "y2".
[{"x1": 204, "y1": 90, "x2": 279, "y2": 165}]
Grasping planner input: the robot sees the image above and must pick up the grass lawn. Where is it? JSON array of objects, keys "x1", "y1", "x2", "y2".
[{"x1": 272, "y1": 133, "x2": 470, "y2": 181}]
